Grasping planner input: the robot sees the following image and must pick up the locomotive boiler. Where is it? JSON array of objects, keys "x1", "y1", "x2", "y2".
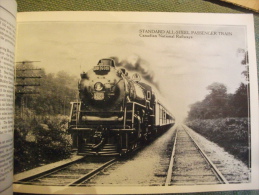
[{"x1": 68, "y1": 58, "x2": 175, "y2": 155}]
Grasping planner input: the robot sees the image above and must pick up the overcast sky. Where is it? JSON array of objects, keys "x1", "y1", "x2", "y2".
[{"x1": 16, "y1": 21, "x2": 247, "y2": 121}]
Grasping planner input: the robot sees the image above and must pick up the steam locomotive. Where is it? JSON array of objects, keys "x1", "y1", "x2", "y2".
[{"x1": 68, "y1": 58, "x2": 175, "y2": 155}]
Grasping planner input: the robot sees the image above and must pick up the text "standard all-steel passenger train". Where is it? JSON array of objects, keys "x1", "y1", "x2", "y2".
[{"x1": 68, "y1": 58, "x2": 175, "y2": 155}]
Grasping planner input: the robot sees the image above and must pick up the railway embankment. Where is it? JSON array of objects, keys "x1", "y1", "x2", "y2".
[
  {"x1": 184, "y1": 125, "x2": 250, "y2": 183},
  {"x1": 185, "y1": 118, "x2": 249, "y2": 167},
  {"x1": 13, "y1": 155, "x2": 84, "y2": 182}
]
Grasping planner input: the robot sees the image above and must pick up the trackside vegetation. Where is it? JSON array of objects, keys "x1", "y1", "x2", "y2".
[
  {"x1": 185, "y1": 118, "x2": 249, "y2": 166},
  {"x1": 186, "y1": 82, "x2": 250, "y2": 166},
  {"x1": 14, "y1": 115, "x2": 73, "y2": 173},
  {"x1": 14, "y1": 63, "x2": 78, "y2": 173}
]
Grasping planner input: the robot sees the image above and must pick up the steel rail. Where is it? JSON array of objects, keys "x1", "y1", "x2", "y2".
[
  {"x1": 165, "y1": 129, "x2": 178, "y2": 186},
  {"x1": 68, "y1": 158, "x2": 117, "y2": 186},
  {"x1": 14, "y1": 156, "x2": 86, "y2": 184},
  {"x1": 183, "y1": 125, "x2": 229, "y2": 184}
]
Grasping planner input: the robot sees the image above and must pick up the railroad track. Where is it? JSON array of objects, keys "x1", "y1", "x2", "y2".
[
  {"x1": 14, "y1": 125, "x2": 231, "y2": 186},
  {"x1": 14, "y1": 156, "x2": 117, "y2": 186},
  {"x1": 165, "y1": 124, "x2": 229, "y2": 185}
]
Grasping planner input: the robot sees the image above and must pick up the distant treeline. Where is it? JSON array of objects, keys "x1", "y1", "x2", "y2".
[{"x1": 187, "y1": 82, "x2": 249, "y2": 120}]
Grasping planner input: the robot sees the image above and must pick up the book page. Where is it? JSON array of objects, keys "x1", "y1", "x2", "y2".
[
  {"x1": 14, "y1": 12, "x2": 258, "y2": 194},
  {"x1": 220, "y1": 0, "x2": 259, "y2": 12},
  {"x1": 0, "y1": 0, "x2": 17, "y2": 195}
]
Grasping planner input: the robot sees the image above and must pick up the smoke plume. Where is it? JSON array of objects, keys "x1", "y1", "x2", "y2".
[{"x1": 110, "y1": 55, "x2": 159, "y2": 89}]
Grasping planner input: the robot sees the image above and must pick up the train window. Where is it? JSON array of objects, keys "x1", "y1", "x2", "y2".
[
  {"x1": 159, "y1": 106, "x2": 162, "y2": 118},
  {"x1": 147, "y1": 91, "x2": 151, "y2": 100}
]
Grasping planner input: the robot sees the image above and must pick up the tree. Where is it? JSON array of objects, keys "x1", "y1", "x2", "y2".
[
  {"x1": 187, "y1": 51, "x2": 250, "y2": 121},
  {"x1": 241, "y1": 51, "x2": 249, "y2": 82},
  {"x1": 187, "y1": 82, "x2": 229, "y2": 119},
  {"x1": 206, "y1": 82, "x2": 227, "y2": 95},
  {"x1": 15, "y1": 62, "x2": 78, "y2": 116},
  {"x1": 230, "y1": 83, "x2": 249, "y2": 117},
  {"x1": 187, "y1": 82, "x2": 249, "y2": 120},
  {"x1": 202, "y1": 83, "x2": 228, "y2": 118},
  {"x1": 188, "y1": 101, "x2": 208, "y2": 120}
]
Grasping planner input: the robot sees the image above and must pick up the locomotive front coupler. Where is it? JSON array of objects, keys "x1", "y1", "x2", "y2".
[{"x1": 91, "y1": 126, "x2": 108, "y2": 149}]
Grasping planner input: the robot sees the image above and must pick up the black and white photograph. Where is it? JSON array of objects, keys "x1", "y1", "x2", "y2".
[{"x1": 12, "y1": 12, "x2": 259, "y2": 194}]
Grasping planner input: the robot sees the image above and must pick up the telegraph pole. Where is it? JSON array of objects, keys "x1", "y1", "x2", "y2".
[{"x1": 15, "y1": 61, "x2": 41, "y2": 118}]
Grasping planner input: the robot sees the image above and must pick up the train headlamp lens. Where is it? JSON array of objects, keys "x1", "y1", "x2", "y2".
[{"x1": 94, "y1": 82, "x2": 104, "y2": 91}]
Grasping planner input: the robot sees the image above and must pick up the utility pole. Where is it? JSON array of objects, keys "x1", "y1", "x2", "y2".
[{"x1": 15, "y1": 61, "x2": 42, "y2": 118}]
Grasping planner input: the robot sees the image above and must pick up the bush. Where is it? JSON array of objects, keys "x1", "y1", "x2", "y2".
[
  {"x1": 35, "y1": 115, "x2": 72, "y2": 162},
  {"x1": 14, "y1": 114, "x2": 72, "y2": 174}
]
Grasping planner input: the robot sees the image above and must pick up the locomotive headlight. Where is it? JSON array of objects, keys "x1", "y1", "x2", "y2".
[{"x1": 94, "y1": 82, "x2": 104, "y2": 91}]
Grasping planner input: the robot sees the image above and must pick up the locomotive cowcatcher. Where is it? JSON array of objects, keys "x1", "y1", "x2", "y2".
[{"x1": 68, "y1": 58, "x2": 175, "y2": 155}]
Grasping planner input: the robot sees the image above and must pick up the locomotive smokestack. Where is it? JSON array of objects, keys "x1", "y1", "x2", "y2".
[{"x1": 80, "y1": 72, "x2": 89, "y2": 79}]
